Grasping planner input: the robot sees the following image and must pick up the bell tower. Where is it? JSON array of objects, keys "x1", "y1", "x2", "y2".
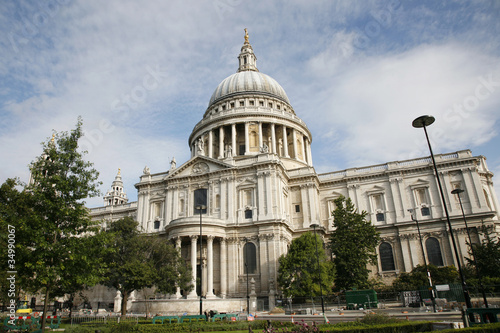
[{"x1": 104, "y1": 168, "x2": 128, "y2": 206}]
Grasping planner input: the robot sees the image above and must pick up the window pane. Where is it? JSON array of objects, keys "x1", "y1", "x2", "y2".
[
  {"x1": 380, "y1": 242, "x2": 395, "y2": 271},
  {"x1": 244, "y1": 243, "x2": 257, "y2": 274},
  {"x1": 194, "y1": 189, "x2": 207, "y2": 214},
  {"x1": 421, "y1": 207, "x2": 430, "y2": 216},
  {"x1": 245, "y1": 209, "x2": 252, "y2": 219},
  {"x1": 426, "y1": 237, "x2": 443, "y2": 266},
  {"x1": 376, "y1": 213, "x2": 385, "y2": 222}
]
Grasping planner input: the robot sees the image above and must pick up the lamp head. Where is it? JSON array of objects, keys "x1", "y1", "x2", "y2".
[
  {"x1": 412, "y1": 115, "x2": 435, "y2": 128},
  {"x1": 451, "y1": 188, "x2": 464, "y2": 195}
]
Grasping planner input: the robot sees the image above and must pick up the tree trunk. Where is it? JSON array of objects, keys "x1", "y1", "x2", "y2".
[
  {"x1": 40, "y1": 287, "x2": 49, "y2": 331},
  {"x1": 120, "y1": 290, "x2": 128, "y2": 319}
]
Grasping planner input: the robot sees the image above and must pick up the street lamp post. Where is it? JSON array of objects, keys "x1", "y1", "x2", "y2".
[
  {"x1": 196, "y1": 204, "x2": 206, "y2": 316},
  {"x1": 451, "y1": 188, "x2": 489, "y2": 308},
  {"x1": 310, "y1": 224, "x2": 325, "y2": 315},
  {"x1": 408, "y1": 209, "x2": 437, "y2": 312},
  {"x1": 412, "y1": 115, "x2": 473, "y2": 323},
  {"x1": 244, "y1": 239, "x2": 250, "y2": 317}
]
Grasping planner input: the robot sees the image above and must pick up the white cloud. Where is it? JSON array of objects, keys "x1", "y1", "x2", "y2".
[
  {"x1": 306, "y1": 42, "x2": 500, "y2": 168},
  {"x1": 1, "y1": 0, "x2": 499, "y2": 208}
]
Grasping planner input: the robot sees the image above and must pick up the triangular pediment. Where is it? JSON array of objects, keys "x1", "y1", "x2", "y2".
[
  {"x1": 410, "y1": 178, "x2": 430, "y2": 188},
  {"x1": 366, "y1": 185, "x2": 386, "y2": 194},
  {"x1": 166, "y1": 156, "x2": 234, "y2": 179}
]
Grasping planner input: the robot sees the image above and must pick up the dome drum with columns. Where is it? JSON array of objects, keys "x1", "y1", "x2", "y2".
[{"x1": 89, "y1": 30, "x2": 500, "y2": 313}]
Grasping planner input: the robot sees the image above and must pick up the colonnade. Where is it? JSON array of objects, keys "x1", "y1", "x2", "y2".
[
  {"x1": 191, "y1": 121, "x2": 313, "y2": 166},
  {"x1": 174, "y1": 235, "x2": 227, "y2": 299}
]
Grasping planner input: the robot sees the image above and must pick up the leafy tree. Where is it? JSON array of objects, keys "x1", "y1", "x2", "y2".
[
  {"x1": 466, "y1": 225, "x2": 500, "y2": 278},
  {"x1": 391, "y1": 265, "x2": 459, "y2": 292},
  {"x1": 329, "y1": 195, "x2": 380, "y2": 291},
  {"x1": 0, "y1": 118, "x2": 105, "y2": 331},
  {"x1": 102, "y1": 216, "x2": 192, "y2": 317},
  {"x1": 277, "y1": 232, "x2": 334, "y2": 298}
]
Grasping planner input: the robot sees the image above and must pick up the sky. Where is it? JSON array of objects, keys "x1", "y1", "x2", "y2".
[{"x1": 1, "y1": 0, "x2": 499, "y2": 208}]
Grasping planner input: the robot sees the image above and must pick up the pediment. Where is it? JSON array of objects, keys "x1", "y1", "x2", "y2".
[
  {"x1": 236, "y1": 177, "x2": 257, "y2": 188},
  {"x1": 166, "y1": 156, "x2": 233, "y2": 179},
  {"x1": 410, "y1": 178, "x2": 430, "y2": 189},
  {"x1": 366, "y1": 185, "x2": 386, "y2": 194}
]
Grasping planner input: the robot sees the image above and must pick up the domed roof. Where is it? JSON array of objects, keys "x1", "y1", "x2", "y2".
[
  {"x1": 207, "y1": 29, "x2": 291, "y2": 108},
  {"x1": 208, "y1": 71, "x2": 290, "y2": 107}
]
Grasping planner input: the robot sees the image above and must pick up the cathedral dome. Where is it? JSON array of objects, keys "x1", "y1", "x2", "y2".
[
  {"x1": 207, "y1": 29, "x2": 290, "y2": 108},
  {"x1": 208, "y1": 71, "x2": 291, "y2": 107}
]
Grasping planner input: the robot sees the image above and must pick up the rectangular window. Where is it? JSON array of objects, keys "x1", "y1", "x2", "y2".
[
  {"x1": 230, "y1": 102, "x2": 235, "y2": 108},
  {"x1": 421, "y1": 207, "x2": 430, "y2": 216},
  {"x1": 240, "y1": 101, "x2": 244, "y2": 107},
  {"x1": 373, "y1": 194, "x2": 384, "y2": 210},
  {"x1": 249, "y1": 100, "x2": 254, "y2": 106},
  {"x1": 154, "y1": 220, "x2": 160, "y2": 229},
  {"x1": 269, "y1": 103, "x2": 273, "y2": 108},
  {"x1": 259, "y1": 101, "x2": 264, "y2": 106},
  {"x1": 194, "y1": 189, "x2": 207, "y2": 214},
  {"x1": 245, "y1": 209, "x2": 253, "y2": 219},
  {"x1": 376, "y1": 212, "x2": 385, "y2": 222},
  {"x1": 415, "y1": 188, "x2": 427, "y2": 205},
  {"x1": 295, "y1": 204, "x2": 300, "y2": 213}
]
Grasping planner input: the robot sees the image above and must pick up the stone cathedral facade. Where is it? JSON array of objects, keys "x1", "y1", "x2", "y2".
[{"x1": 90, "y1": 32, "x2": 500, "y2": 310}]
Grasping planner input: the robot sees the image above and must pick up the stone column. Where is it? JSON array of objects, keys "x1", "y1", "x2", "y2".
[
  {"x1": 172, "y1": 186, "x2": 179, "y2": 220},
  {"x1": 282, "y1": 126, "x2": 289, "y2": 157},
  {"x1": 249, "y1": 278, "x2": 257, "y2": 313},
  {"x1": 301, "y1": 135, "x2": 306, "y2": 162},
  {"x1": 463, "y1": 167, "x2": 482, "y2": 210},
  {"x1": 188, "y1": 235, "x2": 198, "y2": 298},
  {"x1": 220, "y1": 238, "x2": 227, "y2": 298},
  {"x1": 389, "y1": 178, "x2": 403, "y2": 220},
  {"x1": 292, "y1": 129, "x2": 298, "y2": 159},
  {"x1": 400, "y1": 235, "x2": 412, "y2": 272},
  {"x1": 219, "y1": 126, "x2": 225, "y2": 159},
  {"x1": 440, "y1": 171, "x2": 454, "y2": 214},
  {"x1": 208, "y1": 130, "x2": 213, "y2": 158},
  {"x1": 257, "y1": 173, "x2": 266, "y2": 220},
  {"x1": 245, "y1": 122, "x2": 250, "y2": 155},
  {"x1": 206, "y1": 236, "x2": 215, "y2": 298},
  {"x1": 258, "y1": 122, "x2": 263, "y2": 149},
  {"x1": 175, "y1": 237, "x2": 182, "y2": 299},
  {"x1": 306, "y1": 138, "x2": 313, "y2": 166},
  {"x1": 300, "y1": 185, "x2": 310, "y2": 228},
  {"x1": 231, "y1": 124, "x2": 237, "y2": 157},
  {"x1": 409, "y1": 237, "x2": 420, "y2": 267},
  {"x1": 271, "y1": 123, "x2": 276, "y2": 154}
]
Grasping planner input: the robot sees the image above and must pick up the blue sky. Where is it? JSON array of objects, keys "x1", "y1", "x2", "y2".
[{"x1": 1, "y1": 0, "x2": 499, "y2": 208}]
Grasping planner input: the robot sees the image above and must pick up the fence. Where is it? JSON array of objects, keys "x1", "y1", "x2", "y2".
[{"x1": 70, "y1": 313, "x2": 142, "y2": 326}]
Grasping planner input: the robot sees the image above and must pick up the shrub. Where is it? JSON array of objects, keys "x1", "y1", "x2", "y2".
[{"x1": 360, "y1": 312, "x2": 402, "y2": 325}]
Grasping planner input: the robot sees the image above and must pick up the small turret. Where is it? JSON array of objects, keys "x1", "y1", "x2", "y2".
[
  {"x1": 104, "y1": 168, "x2": 128, "y2": 206},
  {"x1": 237, "y1": 28, "x2": 258, "y2": 72}
]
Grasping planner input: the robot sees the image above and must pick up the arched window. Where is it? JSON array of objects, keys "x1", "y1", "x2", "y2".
[
  {"x1": 379, "y1": 242, "x2": 395, "y2": 271},
  {"x1": 243, "y1": 242, "x2": 257, "y2": 274},
  {"x1": 426, "y1": 237, "x2": 443, "y2": 266}
]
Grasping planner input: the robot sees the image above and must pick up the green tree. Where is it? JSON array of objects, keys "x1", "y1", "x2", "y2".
[
  {"x1": 0, "y1": 119, "x2": 105, "y2": 331},
  {"x1": 103, "y1": 216, "x2": 192, "y2": 317},
  {"x1": 277, "y1": 232, "x2": 334, "y2": 299},
  {"x1": 391, "y1": 265, "x2": 459, "y2": 291},
  {"x1": 466, "y1": 225, "x2": 500, "y2": 278},
  {"x1": 329, "y1": 195, "x2": 380, "y2": 291}
]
